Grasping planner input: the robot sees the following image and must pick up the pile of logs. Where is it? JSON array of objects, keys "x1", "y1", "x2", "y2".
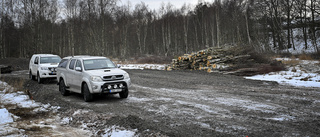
[{"x1": 169, "y1": 46, "x2": 256, "y2": 73}]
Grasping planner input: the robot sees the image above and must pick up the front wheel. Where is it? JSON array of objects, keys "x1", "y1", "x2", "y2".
[
  {"x1": 83, "y1": 83, "x2": 93, "y2": 102},
  {"x1": 119, "y1": 89, "x2": 129, "y2": 98},
  {"x1": 37, "y1": 72, "x2": 43, "y2": 84},
  {"x1": 29, "y1": 70, "x2": 35, "y2": 80},
  {"x1": 59, "y1": 79, "x2": 69, "y2": 96}
]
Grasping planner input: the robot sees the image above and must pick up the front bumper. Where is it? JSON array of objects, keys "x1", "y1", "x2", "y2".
[
  {"x1": 90, "y1": 78, "x2": 131, "y2": 94},
  {"x1": 39, "y1": 70, "x2": 57, "y2": 78}
]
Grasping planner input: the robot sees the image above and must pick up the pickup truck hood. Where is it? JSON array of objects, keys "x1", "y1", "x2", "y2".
[
  {"x1": 85, "y1": 68, "x2": 127, "y2": 76},
  {"x1": 39, "y1": 63, "x2": 59, "y2": 68}
]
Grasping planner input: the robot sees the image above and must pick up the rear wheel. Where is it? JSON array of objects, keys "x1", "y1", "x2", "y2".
[
  {"x1": 119, "y1": 88, "x2": 129, "y2": 98},
  {"x1": 37, "y1": 72, "x2": 43, "y2": 84},
  {"x1": 59, "y1": 79, "x2": 69, "y2": 96},
  {"x1": 83, "y1": 83, "x2": 93, "y2": 102}
]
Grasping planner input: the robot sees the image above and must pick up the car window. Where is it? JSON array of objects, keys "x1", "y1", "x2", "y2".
[
  {"x1": 58, "y1": 59, "x2": 69, "y2": 68},
  {"x1": 83, "y1": 59, "x2": 116, "y2": 70},
  {"x1": 75, "y1": 60, "x2": 82, "y2": 69},
  {"x1": 34, "y1": 57, "x2": 39, "y2": 64},
  {"x1": 69, "y1": 59, "x2": 76, "y2": 70},
  {"x1": 40, "y1": 56, "x2": 61, "y2": 64}
]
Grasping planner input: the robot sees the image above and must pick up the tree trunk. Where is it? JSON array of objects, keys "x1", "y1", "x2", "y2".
[
  {"x1": 183, "y1": 16, "x2": 189, "y2": 53},
  {"x1": 310, "y1": 0, "x2": 318, "y2": 52},
  {"x1": 216, "y1": 3, "x2": 220, "y2": 48},
  {"x1": 286, "y1": 0, "x2": 291, "y2": 49},
  {"x1": 245, "y1": 11, "x2": 251, "y2": 44}
]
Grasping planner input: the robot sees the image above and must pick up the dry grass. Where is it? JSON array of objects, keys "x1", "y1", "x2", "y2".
[
  {"x1": 257, "y1": 63, "x2": 285, "y2": 74},
  {"x1": 0, "y1": 77, "x2": 26, "y2": 93},
  {"x1": 280, "y1": 56, "x2": 301, "y2": 65},
  {"x1": 281, "y1": 59, "x2": 300, "y2": 65},
  {"x1": 299, "y1": 54, "x2": 314, "y2": 60}
]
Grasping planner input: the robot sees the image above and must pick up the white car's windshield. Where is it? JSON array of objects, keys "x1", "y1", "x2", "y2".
[
  {"x1": 83, "y1": 59, "x2": 116, "y2": 70},
  {"x1": 40, "y1": 56, "x2": 61, "y2": 64}
]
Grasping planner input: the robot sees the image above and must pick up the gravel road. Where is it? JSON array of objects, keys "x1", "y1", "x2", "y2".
[{"x1": 1, "y1": 69, "x2": 320, "y2": 136}]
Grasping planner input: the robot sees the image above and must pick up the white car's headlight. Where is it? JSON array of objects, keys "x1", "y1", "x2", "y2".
[
  {"x1": 124, "y1": 73, "x2": 130, "y2": 79},
  {"x1": 90, "y1": 76, "x2": 103, "y2": 82},
  {"x1": 41, "y1": 67, "x2": 48, "y2": 70}
]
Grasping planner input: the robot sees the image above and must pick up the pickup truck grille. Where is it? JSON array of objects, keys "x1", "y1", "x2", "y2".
[
  {"x1": 48, "y1": 67, "x2": 57, "y2": 72},
  {"x1": 102, "y1": 75, "x2": 124, "y2": 81}
]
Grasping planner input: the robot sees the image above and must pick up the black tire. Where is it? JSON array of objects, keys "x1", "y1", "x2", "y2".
[
  {"x1": 29, "y1": 70, "x2": 35, "y2": 80},
  {"x1": 83, "y1": 83, "x2": 93, "y2": 102},
  {"x1": 119, "y1": 88, "x2": 129, "y2": 98},
  {"x1": 37, "y1": 72, "x2": 43, "y2": 84},
  {"x1": 59, "y1": 79, "x2": 69, "y2": 96}
]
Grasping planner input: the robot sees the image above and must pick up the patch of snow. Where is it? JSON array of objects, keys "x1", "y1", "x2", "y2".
[
  {"x1": 0, "y1": 108, "x2": 15, "y2": 125},
  {"x1": 246, "y1": 58, "x2": 320, "y2": 88},
  {"x1": 72, "y1": 109, "x2": 92, "y2": 116},
  {"x1": 61, "y1": 117, "x2": 72, "y2": 125},
  {"x1": 214, "y1": 97, "x2": 278, "y2": 113},
  {"x1": 175, "y1": 100, "x2": 218, "y2": 114},
  {"x1": 102, "y1": 126, "x2": 137, "y2": 137},
  {"x1": 120, "y1": 64, "x2": 167, "y2": 70},
  {"x1": 198, "y1": 122, "x2": 212, "y2": 129},
  {"x1": 266, "y1": 115, "x2": 295, "y2": 121},
  {"x1": 128, "y1": 96, "x2": 153, "y2": 102}
]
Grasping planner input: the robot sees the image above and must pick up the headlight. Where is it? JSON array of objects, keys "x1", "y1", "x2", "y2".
[
  {"x1": 41, "y1": 67, "x2": 48, "y2": 70},
  {"x1": 90, "y1": 76, "x2": 103, "y2": 82},
  {"x1": 124, "y1": 73, "x2": 130, "y2": 79}
]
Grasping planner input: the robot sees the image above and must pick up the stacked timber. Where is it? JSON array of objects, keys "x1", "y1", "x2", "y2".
[{"x1": 170, "y1": 46, "x2": 256, "y2": 73}]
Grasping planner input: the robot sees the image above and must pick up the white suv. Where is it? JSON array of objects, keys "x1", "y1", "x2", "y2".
[
  {"x1": 29, "y1": 54, "x2": 61, "y2": 83},
  {"x1": 56, "y1": 56, "x2": 131, "y2": 102}
]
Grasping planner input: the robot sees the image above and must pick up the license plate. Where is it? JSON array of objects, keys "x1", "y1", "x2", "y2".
[{"x1": 109, "y1": 89, "x2": 122, "y2": 93}]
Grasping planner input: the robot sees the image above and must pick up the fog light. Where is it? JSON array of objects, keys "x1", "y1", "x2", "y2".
[
  {"x1": 107, "y1": 85, "x2": 112, "y2": 89},
  {"x1": 93, "y1": 85, "x2": 98, "y2": 89},
  {"x1": 119, "y1": 84, "x2": 124, "y2": 88},
  {"x1": 114, "y1": 84, "x2": 118, "y2": 89}
]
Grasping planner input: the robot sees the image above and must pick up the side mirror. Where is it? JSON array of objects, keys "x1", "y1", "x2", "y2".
[
  {"x1": 117, "y1": 64, "x2": 121, "y2": 68},
  {"x1": 75, "y1": 67, "x2": 82, "y2": 71},
  {"x1": 34, "y1": 61, "x2": 38, "y2": 64}
]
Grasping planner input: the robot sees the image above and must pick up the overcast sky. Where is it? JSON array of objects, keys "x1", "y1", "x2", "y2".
[{"x1": 122, "y1": 0, "x2": 213, "y2": 10}]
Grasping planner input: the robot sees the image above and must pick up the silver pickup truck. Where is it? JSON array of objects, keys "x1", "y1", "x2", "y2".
[{"x1": 56, "y1": 56, "x2": 131, "y2": 102}]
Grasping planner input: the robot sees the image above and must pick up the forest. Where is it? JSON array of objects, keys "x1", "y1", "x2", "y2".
[{"x1": 0, "y1": 0, "x2": 319, "y2": 59}]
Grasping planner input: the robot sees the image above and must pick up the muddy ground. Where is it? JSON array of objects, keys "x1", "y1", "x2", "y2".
[{"x1": 1, "y1": 58, "x2": 320, "y2": 136}]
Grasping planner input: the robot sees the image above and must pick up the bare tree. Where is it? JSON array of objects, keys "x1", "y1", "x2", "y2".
[
  {"x1": 309, "y1": 0, "x2": 319, "y2": 52},
  {"x1": 133, "y1": 2, "x2": 149, "y2": 55}
]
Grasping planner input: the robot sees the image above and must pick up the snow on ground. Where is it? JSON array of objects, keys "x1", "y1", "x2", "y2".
[
  {"x1": 0, "y1": 81, "x2": 137, "y2": 137},
  {"x1": 272, "y1": 28, "x2": 320, "y2": 54},
  {"x1": 120, "y1": 64, "x2": 167, "y2": 70},
  {"x1": 102, "y1": 126, "x2": 137, "y2": 137},
  {"x1": 246, "y1": 58, "x2": 320, "y2": 88}
]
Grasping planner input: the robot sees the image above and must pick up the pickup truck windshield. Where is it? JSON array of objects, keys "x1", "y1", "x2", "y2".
[
  {"x1": 40, "y1": 56, "x2": 61, "y2": 64},
  {"x1": 83, "y1": 59, "x2": 116, "y2": 70}
]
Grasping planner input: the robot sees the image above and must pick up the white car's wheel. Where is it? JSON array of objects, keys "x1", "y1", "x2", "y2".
[
  {"x1": 59, "y1": 79, "x2": 69, "y2": 96},
  {"x1": 83, "y1": 83, "x2": 93, "y2": 102},
  {"x1": 37, "y1": 72, "x2": 43, "y2": 84},
  {"x1": 119, "y1": 88, "x2": 129, "y2": 98},
  {"x1": 29, "y1": 70, "x2": 36, "y2": 80}
]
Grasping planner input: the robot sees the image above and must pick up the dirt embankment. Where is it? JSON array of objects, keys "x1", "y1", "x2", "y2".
[{"x1": 0, "y1": 58, "x2": 29, "y2": 71}]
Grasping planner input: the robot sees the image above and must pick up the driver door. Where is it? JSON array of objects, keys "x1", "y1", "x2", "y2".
[{"x1": 73, "y1": 60, "x2": 83, "y2": 92}]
